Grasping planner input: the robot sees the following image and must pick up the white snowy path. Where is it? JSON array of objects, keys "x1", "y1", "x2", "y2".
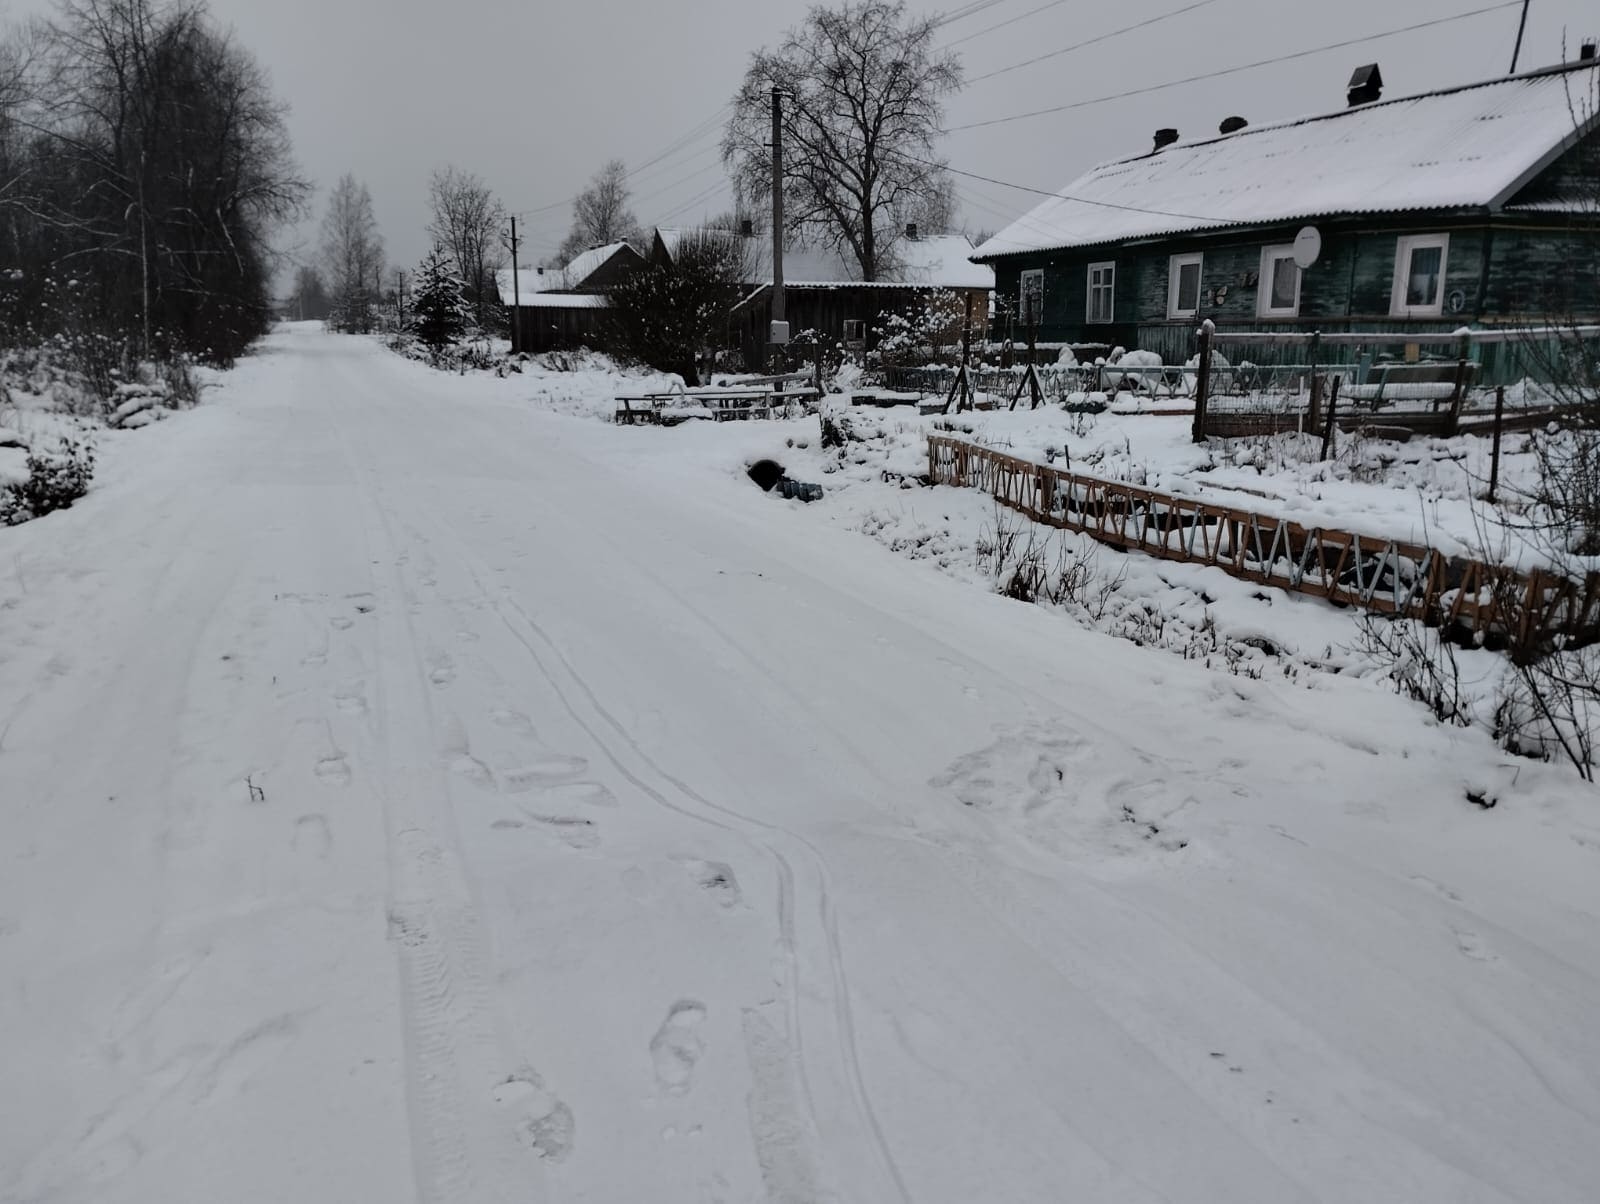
[{"x1": 3, "y1": 326, "x2": 1599, "y2": 1203}]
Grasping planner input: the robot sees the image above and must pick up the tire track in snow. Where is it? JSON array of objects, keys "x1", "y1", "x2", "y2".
[
  {"x1": 324, "y1": 399, "x2": 556, "y2": 1204},
  {"x1": 396, "y1": 493, "x2": 904, "y2": 1203}
]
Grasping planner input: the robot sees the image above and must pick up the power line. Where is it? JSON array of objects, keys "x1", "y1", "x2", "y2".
[
  {"x1": 947, "y1": 1, "x2": 1522, "y2": 132},
  {"x1": 627, "y1": 146, "x2": 725, "y2": 202},
  {"x1": 919, "y1": 151, "x2": 1226, "y2": 222},
  {"x1": 656, "y1": 177, "x2": 734, "y2": 225},
  {"x1": 966, "y1": 0, "x2": 1221, "y2": 85},
  {"x1": 933, "y1": 0, "x2": 1014, "y2": 30},
  {"x1": 942, "y1": 0, "x2": 1073, "y2": 48},
  {"x1": 780, "y1": 97, "x2": 1230, "y2": 223},
  {"x1": 511, "y1": 102, "x2": 733, "y2": 219}
]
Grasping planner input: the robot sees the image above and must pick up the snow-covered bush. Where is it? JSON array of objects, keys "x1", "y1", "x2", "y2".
[
  {"x1": 1184, "y1": 349, "x2": 1234, "y2": 394},
  {"x1": 1103, "y1": 349, "x2": 1165, "y2": 393},
  {"x1": 0, "y1": 436, "x2": 96, "y2": 526}
]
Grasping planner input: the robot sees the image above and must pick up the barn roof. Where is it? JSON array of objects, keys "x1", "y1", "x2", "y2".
[
  {"x1": 495, "y1": 241, "x2": 639, "y2": 305},
  {"x1": 973, "y1": 59, "x2": 1600, "y2": 261}
]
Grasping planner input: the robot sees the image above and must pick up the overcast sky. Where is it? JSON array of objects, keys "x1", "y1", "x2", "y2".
[{"x1": 10, "y1": 0, "x2": 1595, "y2": 283}]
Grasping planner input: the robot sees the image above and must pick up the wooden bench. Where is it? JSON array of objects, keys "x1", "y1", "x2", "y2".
[
  {"x1": 614, "y1": 384, "x2": 821, "y2": 425},
  {"x1": 1342, "y1": 361, "x2": 1479, "y2": 410}
]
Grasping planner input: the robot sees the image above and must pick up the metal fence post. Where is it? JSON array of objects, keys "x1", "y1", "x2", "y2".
[
  {"x1": 1488, "y1": 385, "x2": 1506, "y2": 504},
  {"x1": 1320, "y1": 374, "x2": 1343, "y2": 462},
  {"x1": 1447, "y1": 331, "x2": 1472, "y2": 434},
  {"x1": 1191, "y1": 319, "x2": 1214, "y2": 444}
]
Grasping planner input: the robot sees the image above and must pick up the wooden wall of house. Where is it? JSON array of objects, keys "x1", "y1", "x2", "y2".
[
  {"x1": 514, "y1": 307, "x2": 607, "y2": 352},
  {"x1": 1507, "y1": 131, "x2": 1600, "y2": 206},
  {"x1": 989, "y1": 215, "x2": 1597, "y2": 372},
  {"x1": 1483, "y1": 222, "x2": 1600, "y2": 318},
  {"x1": 578, "y1": 248, "x2": 645, "y2": 293},
  {"x1": 736, "y1": 286, "x2": 993, "y2": 368}
]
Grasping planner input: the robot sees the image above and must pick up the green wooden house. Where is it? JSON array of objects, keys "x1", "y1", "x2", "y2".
[{"x1": 971, "y1": 56, "x2": 1600, "y2": 378}]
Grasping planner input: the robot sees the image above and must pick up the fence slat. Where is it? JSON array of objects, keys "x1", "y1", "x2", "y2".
[{"x1": 928, "y1": 434, "x2": 1600, "y2": 648}]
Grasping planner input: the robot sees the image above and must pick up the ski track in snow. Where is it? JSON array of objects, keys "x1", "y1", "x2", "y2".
[{"x1": 3, "y1": 325, "x2": 1600, "y2": 1204}]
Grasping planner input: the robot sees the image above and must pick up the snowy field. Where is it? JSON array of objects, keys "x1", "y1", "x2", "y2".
[{"x1": 2, "y1": 323, "x2": 1598, "y2": 1203}]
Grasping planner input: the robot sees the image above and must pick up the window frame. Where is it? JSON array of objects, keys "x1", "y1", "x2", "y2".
[
  {"x1": 842, "y1": 318, "x2": 865, "y2": 343},
  {"x1": 1257, "y1": 245, "x2": 1302, "y2": 318},
  {"x1": 1167, "y1": 252, "x2": 1204, "y2": 319},
  {"x1": 1019, "y1": 268, "x2": 1045, "y2": 326},
  {"x1": 1390, "y1": 233, "x2": 1451, "y2": 318},
  {"x1": 1086, "y1": 261, "x2": 1116, "y2": 325}
]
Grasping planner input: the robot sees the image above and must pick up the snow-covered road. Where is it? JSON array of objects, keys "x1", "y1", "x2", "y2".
[{"x1": 4, "y1": 325, "x2": 1599, "y2": 1203}]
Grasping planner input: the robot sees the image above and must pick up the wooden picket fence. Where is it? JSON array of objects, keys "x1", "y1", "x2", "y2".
[{"x1": 928, "y1": 435, "x2": 1600, "y2": 649}]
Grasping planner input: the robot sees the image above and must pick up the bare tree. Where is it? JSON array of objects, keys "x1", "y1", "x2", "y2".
[
  {"x1": 556, "y1": 158, "x2": 642, "y2": 266},
  {"x1": 320, "y1": 173, "x2": 384, "y2": 332},
  {"x1": 1, "y1": 0, "x2": 306, "y2": 363},
  {"x1": 426, "y1": 165, "x2": 505, "y2": 327},
  {"x1": 722, "y1": 0, "x2": 961, "y2": 281}
]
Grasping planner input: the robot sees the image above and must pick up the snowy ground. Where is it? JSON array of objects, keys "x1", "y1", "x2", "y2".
[{"x1": 3, "y1": 324, "x2": 1599, "y2": 1203}]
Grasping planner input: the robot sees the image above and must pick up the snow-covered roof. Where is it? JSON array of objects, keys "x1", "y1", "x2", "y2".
[
  {"x1": 495, "y1": 241, "x2": 639, "y2": 305},
  {"x1": 743, "y1": 234, "x2": 992, "y2": 290},
  {"x1": 514, "y1": 292, "x2": 611, "y2": 309},
  {"x1": 496, "y1": 268, "x2": 564, "y2": 303},
  {"x1": 560, "y1": 242, "x2": 633, "y2": 287},
  {"x1": 974, "y1": 60, "x2": 1600, "y2": 260}
]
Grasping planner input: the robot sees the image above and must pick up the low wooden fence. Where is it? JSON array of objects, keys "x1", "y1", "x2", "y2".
[{"x1": 928, "y1": 435, "x2": 1600, "y2": 648}]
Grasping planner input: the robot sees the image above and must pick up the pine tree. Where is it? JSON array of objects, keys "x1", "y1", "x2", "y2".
[{"x1": 410, "y1": 244, "x2": 469, "y2": 356}]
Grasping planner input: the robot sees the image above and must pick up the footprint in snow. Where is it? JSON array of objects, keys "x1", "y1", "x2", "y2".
[
  {"x1": 501, "y1": 755, "x2": 589, "y2": 792},
  {"x1": 679, "y1": 858, "x2": 742, "y2": 908},
  {"x1": 449, "y1": 754, "x2": 495, "y2": 789},
  {"x1": 650, "y1": 1001, "x2": 707, "y2": 1096},
  {"x1": 1452, "y1": 927, "x2": 1497, "y2": 963},
  {"x1": 517, "y1": 809, "x2": 600, "y2": 850},
  {"x1": 493, "y1": 1070, "x2": 574, "y2": 1162},
  {"x1": 333, "y1": 686, "x2": 368, "y2": 715},
  {"x1": 314, "y1": 755, "x2": 351, "y2": 786}
]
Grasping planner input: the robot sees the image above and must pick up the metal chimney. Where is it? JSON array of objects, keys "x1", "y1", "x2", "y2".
[
  {"x1": 739, "y1": 218, "x2": 754, "y2": 237},
  {"x1": 905, "y1": 222, "x2": 919, "y2": 240},
  {"x1": 1153, "y1": 128, "x2": 1180, "y2": 152},
  {"x1": 1219, "y1": 116, "x2": 1248, "y2": 135},
  {"x1": 1347, "y1": 63, "x2": 1383, "y2": 107},
  {"x1": 1581, "y1": 40, "x2": 1597, "y2": 62}
]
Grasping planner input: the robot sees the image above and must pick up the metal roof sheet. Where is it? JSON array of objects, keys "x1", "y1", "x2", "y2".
[{"x1": 974, "y1": 61, "x2": 1600, "y2": 260}]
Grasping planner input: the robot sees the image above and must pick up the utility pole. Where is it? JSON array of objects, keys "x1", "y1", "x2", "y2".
[
  {"x1": 509, "y1": 215, "x2": 522, "y2": 355},
  {"x1": 395, "y1": 269, "x2": 406, "y2": 326},
  {"x1": 1509, "y1": 0, "x2": 1531, "y2": 74},
  {"x1": 770, "y1": 86, "x2": 786, "y2": 364}
]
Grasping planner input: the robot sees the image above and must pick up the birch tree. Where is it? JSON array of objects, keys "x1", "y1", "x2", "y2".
[{"x1": 722, "y1": 0, "x2": 961, "y2": 281}]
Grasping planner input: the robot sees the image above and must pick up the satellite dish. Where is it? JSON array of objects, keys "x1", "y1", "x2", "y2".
[{"x1": 1293, "y1": 226, "x2": 1322, "y2": 270}]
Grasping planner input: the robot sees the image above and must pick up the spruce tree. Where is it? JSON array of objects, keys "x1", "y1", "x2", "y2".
[{"x1": 410, "y1": 244, "x2": 469, "y2": 356}]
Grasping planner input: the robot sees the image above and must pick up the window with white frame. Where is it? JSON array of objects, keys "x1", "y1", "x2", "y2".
[
  {"x1": 1391, "y1": 233, "x2": 1450, "y2": 317},
  {"x1": 1086, "y1": 261, "x2": 1115, "y2": 324},
  {"x1": 1019, "y1": 268, "x2": 1044, "y2": 326},
  {"x1": 1168, "y1": 253, "x2": 1203, "y2": 319},
  {"x1": 843, "y1": 319, "x2": 865, "y2": 342},
  {"x1": 1257, "y1": 246, "x2": 1301, "y2": 317}
]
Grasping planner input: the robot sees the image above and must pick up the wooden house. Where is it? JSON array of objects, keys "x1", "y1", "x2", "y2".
[
  {"x1": 971, "y1": 55, "x2": 1600, "y2": 377},
  {"x1": 653, "y1": 226, "x2": 994, "y2": 368},
  {"x1": 496, "y1": 241, "x2": 645, "y2": 352}
]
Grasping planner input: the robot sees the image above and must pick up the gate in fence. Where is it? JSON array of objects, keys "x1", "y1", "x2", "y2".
[{"x1": 928, "y1": 435, "x2": 1600, "y2": 649}]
